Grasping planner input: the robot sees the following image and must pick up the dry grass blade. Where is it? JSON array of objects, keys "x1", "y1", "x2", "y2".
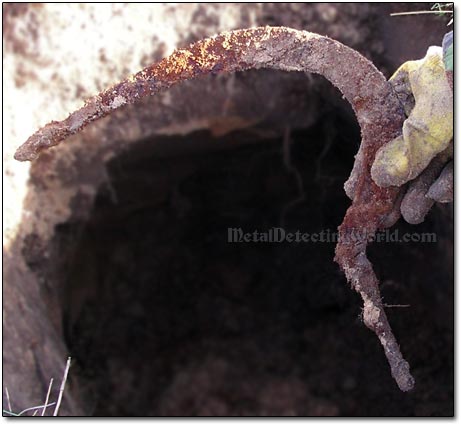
[
  {"x1": 53, "y1": 357, "x2": 72, "y2": 416},
  {"x1": 390, "y1": 10, "x2": 453, "y2": 16},
  {"x1": 4, "y1": 387, "x2": 12, "y2": 413},
  {"x1": 42, "y1": 378, "x2": 54, "y2": 416}
]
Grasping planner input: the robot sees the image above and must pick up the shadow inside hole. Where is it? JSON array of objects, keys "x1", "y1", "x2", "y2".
[{"x1": 55, "y1": 111, "x2": 452, "y2": 416}]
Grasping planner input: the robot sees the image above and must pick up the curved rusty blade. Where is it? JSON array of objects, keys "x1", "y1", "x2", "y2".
[{"x1": 15, "y1": 26, "x2": 412, "y2": 391}]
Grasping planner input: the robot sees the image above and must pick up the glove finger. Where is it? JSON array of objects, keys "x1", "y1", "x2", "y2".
[
  {"x1": 427, "y1": 160, "x2": 453, "y2": 203},
  {"x1": 368, "y1": 58, "x2": 416, "y2": 193},
  {"x1": 401, "y1": 182, "x2": 434, "y2": 225},
  {"x1": 371, "y1": 134, "x2": 411, "y2": 188},
  {"x1": 400, "y1": 146, "x2": 452, "y2": 224}
]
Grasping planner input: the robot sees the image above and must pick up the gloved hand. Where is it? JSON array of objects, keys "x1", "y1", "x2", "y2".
[{"x1": 347, "y1": 33, "x2": 453, "y2": 225}]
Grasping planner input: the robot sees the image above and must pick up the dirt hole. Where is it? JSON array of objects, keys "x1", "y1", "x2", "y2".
[{"x1": 30, "y1": 75, "x2": 452, "y2": 416}]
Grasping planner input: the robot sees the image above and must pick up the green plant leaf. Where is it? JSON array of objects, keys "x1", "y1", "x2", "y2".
[{"x1": 442, "y1": 31, "x2": 453, "y2": 71}]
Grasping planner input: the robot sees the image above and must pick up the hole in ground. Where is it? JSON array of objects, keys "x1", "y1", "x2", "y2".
[{"x1": 52, "y1": 109, "x2": 452, "y2": 416}]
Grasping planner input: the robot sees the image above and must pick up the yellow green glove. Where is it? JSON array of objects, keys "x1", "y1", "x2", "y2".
[{"x1": 371, "y1": 46, "x2": 453, "y2": 189}]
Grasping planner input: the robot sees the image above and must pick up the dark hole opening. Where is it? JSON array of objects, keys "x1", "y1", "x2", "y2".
[{"x1": 52, "y1": 100, "x2": 452, "y2": 416}]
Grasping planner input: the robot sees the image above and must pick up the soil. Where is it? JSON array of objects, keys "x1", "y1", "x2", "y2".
[{"x1": 51, "y1": 109, "x2": 453, "y2": 416}]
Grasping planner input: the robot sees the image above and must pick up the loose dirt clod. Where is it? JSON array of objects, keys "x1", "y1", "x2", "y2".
[{"x1": 15, "y1": 27, "x2": 413, "y2": 390}]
